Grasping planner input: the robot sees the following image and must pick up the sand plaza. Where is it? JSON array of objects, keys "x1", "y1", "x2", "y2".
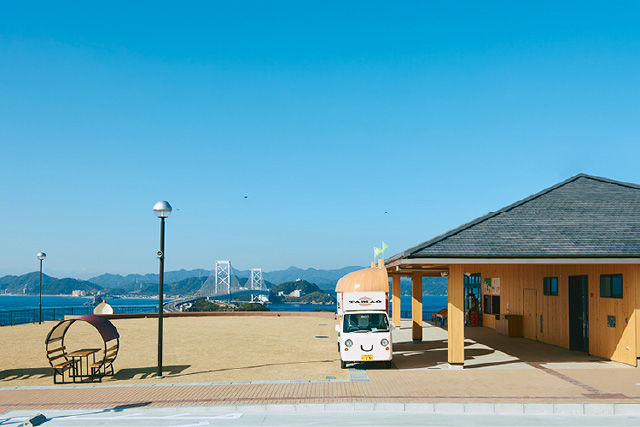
[{"x1": 2, "y1": 313, "x2": 640, "y2": 425}]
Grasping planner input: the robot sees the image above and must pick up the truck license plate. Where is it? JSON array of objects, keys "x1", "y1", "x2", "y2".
[{"x1": 361, "y1": 355, "x2": 373, "y2": 361}]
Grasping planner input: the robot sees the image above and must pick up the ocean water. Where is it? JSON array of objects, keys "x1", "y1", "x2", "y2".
[
  {"x1": 0, "y1": 294, "x2": 448, "y2": 314},
  {"x1": 0, "y1": 295, "x2": 159, "y2": 311}
]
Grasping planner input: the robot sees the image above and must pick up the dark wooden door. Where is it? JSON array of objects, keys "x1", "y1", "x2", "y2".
[{"x1": 568, "y1": 275, "x2": 588, "y2": 352}]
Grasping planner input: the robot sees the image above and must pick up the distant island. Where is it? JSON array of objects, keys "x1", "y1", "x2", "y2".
[
  {"x1": 268, "y1": 280, "x2": 337, "y2": 305},
  {"x1": 186, "y1": 300, "x2": 270, "y2": 312}
]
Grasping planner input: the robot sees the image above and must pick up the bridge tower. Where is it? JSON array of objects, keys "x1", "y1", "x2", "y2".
[
  {"x1": 250, "y1": 268, "x2": 266, "y2": 291},
  {"x1": 195, "y1": 260, "x2": 240, "y2": 299},
  {"x1": 215, "y1": 261, "x2": 231, "y2": 295}
]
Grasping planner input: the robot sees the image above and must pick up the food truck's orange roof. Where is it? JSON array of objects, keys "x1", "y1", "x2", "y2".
[{"x1": 335, "y1": 259, "x2": 389, "y2": 293}]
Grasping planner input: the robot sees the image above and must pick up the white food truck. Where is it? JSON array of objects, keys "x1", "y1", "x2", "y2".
[{"x1": 335, "y1": 260, "x2": 393, "y2": 369}]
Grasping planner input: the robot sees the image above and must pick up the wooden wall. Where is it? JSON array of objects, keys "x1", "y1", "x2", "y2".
[{"x1": 461, "y1": 264, "x2": 639, "y2": 366}]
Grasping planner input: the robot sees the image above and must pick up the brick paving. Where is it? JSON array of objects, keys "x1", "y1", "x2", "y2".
[
  {"x1": 2, "y1": 361, "x2": 640, "y2": 411},
  {"x1": 2, "y1": 318, "x2": 640, "y2": 411}
]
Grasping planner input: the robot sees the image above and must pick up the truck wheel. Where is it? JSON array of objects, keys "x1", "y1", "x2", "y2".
[
  {"x1": 385, "y1": 361, "x2": 392, "y2": 369},
  {"x1": 340, "y1": 360, "x2": 347, "y2": 369}
]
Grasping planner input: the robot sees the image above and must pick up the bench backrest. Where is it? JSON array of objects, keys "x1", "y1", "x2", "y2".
[
  {"x1": 100, "y1": 342, "x2": 119, "y2": 364},
  {"x1": 46, "y1": 346, "x2": 68, "y2": 365}
]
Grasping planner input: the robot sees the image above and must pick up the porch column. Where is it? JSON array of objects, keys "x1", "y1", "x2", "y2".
[
  {"x1": 392, "y1": 275, "x2": 401, "y2": 327},
  {"x1": 448, "y1": 265, "x2": 465, "y2": 367},
  {"x1": 412, "y1": 272, "x2": 423, "y2": 341}
]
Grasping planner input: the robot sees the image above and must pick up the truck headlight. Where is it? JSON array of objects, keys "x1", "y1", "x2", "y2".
[
  {"x1": 380, "y1": 338, "x2": 389, "y2": 347},
  {"x1": 345, "y1": 339, "x2": 353, "y2": 347}
]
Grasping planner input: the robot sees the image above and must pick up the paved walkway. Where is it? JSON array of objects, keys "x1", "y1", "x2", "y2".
[{"x1": 1, "y1": 321, "x2": 639, "y2": 413}]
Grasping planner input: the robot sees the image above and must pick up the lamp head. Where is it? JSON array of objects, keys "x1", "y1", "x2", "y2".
[
  {"x1": 37, "y1": 252, "x2": 46, "y2": 261},
  {"x1": 153, "y1": 201, "x2": 172, "y2": 218}
]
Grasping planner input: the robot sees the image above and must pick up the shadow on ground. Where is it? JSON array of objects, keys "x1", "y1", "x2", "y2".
[
  {"x1": 0, "y1": 368, "x2": 51, "y2": 381},
  {"x1": 164, "y1": 359, "x2": 339, "y2": 379},
  {"x1": 113, "y1": 365, "x2": 191, "y2": 380},
  {"x1": 389, "y1": 323, "x2": 612, "y2": 371}
]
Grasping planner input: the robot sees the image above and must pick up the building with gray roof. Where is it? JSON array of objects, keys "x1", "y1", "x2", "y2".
[{"x1": 385, "y1": 174, "x2": 640, "y2": 367}]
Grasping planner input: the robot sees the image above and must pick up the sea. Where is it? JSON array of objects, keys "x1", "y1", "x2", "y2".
[
  {"x1": 0, "y1": 294, "x2": 448, "y2": 315},
  {"x1": 0, "y1": 295, "x2": 159, "y2": 311}
]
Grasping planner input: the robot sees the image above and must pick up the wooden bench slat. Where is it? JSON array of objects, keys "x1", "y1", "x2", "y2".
[
  {"x1": 48, "y1": 354, "x2": 67, "y2": 363},
  {"x1": 47, "y1": 346, "x2": 65, "y2": 354},
  {"x1": 51, "y1": 359, "x2": 76, "y2": 369}
]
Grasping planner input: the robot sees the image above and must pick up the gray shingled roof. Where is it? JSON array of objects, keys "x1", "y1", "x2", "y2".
[{"x1": 389, "y1": 174, "x2": 640, "y2": 261}]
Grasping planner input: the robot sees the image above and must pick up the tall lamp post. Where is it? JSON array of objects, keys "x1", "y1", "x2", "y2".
[
  {"x1": 153, "y1": 201, "x2": 172, "y2": 379},
  {"x1": 36, "y1": 252, "x2": 46, "y2": 324}
]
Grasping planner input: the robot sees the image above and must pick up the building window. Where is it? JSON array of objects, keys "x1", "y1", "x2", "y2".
[
  {"x1": 483, "y1": 295, "x2": 491, "y2": 314},
  {"x1": 491, "y1": 295, "x2": 500, "y2": 314},
  {"x1": 543, "y1": 277, "x2": 558, "y2": 296},
  {"x1": 600, "y1": 274, "x2": 623, "y2": 299}
]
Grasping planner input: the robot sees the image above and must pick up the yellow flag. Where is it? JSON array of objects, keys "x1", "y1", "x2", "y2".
[{"x1": 374, "y1": 242, "x2": 388, "y2": 258}]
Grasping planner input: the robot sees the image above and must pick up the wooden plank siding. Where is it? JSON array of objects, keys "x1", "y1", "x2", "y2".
[{"x1": 459, "y1": 264, "x2": 639, "y2": 366}]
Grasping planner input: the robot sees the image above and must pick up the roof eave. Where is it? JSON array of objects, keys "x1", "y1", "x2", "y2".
[{"x1": 386, "y1": 256, "x2": 640, "y2": 269}]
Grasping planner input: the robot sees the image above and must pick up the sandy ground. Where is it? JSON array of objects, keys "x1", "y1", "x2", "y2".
[{"x1": 0, "y1": 315, "x2": 347, "y2": 386}]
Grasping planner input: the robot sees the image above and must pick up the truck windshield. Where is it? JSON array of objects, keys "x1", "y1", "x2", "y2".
[{"x1": 343, "y1": 313, "x2": 389, "y2": 333}]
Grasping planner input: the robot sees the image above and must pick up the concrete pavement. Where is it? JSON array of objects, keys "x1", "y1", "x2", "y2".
[{"x1": 3, "y1": 404, "x2": 640, "y2": 426}]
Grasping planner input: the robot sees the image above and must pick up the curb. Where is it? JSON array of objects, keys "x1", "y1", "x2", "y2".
[{"x1": 165, "y1": 402, "x2": 640, "y2": 415}]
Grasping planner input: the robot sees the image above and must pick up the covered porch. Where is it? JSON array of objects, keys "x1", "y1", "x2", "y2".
[
  {"x1": 386, "y1": 259, "x2": 640, "y2": 368},
  {"x1": 383, "y1": 175, "x2": 640, "y2": 368},
  {"x1": 390, "y1": 319, "x2": 626, "y2": 371},
  {"x1": 386, "y1": 262, "x2": 468, "y2": 368}
]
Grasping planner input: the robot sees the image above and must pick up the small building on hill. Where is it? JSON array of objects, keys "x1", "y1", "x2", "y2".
[{"x1": 386, "y1": 174, "x2": 640, "y2": 367}]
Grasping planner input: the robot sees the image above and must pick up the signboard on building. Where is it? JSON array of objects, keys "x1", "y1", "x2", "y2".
[
  {"x1": 492, "y1": 278, "x2": 501, "y2": 295},
  {"x1": 483, "y1": 278, "x2": 491, "y2": 294}
]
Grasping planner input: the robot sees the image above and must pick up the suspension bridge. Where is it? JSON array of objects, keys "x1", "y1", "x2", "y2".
[{"x1": 164, "y1": 261, "x2": 268, "y2": 312}]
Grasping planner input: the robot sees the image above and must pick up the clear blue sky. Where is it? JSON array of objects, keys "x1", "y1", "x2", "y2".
[{"x1": 2, "y1": 2, "x2": 640, "y2": 279}]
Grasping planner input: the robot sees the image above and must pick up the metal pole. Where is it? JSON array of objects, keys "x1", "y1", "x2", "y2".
[
  {"x1": 39, "y1": 259, "x2": 43, "y2": 325},
  {"x1": 157, "y1": 217, "x2": 165, "y2": 378}
]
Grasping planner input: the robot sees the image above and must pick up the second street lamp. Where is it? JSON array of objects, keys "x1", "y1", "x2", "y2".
[
  {"x1": 36, "y1": 252, "x2": 46, "y2": 324},
  {"x1": 153, "y1": 200, "x2": 172, "y2": 378}
]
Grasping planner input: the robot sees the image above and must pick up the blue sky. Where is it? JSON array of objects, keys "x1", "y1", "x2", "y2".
[{"x1": 2, "y1": 2, "x2": 640, "y2": 278}]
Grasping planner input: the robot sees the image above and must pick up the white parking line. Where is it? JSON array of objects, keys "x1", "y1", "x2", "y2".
[{"x1": 59, "y1": 412, "x2": 243, "y2": 421}]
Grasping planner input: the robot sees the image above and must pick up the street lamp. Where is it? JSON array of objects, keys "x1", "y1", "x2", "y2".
[
  {"x1": 153, "y1": 200, "x2": 172, "y2": 378},
  {"x1": 36, "y1": 252, "x2": 46, "y2": 324}
]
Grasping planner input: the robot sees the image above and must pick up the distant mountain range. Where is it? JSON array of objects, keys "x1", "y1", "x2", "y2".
[
  {"x1": 0, "y1": 272, "x2": 102, "y2": 295},
  {"x1": 87, "y1": 269, "x2": 211, "y2": 292},
  {"x1": 87, "y1": 266, "x2": 364, "y2": 292},
  {"x1": 0, "y1": 266, "x2": 449, "y2": 297}
]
